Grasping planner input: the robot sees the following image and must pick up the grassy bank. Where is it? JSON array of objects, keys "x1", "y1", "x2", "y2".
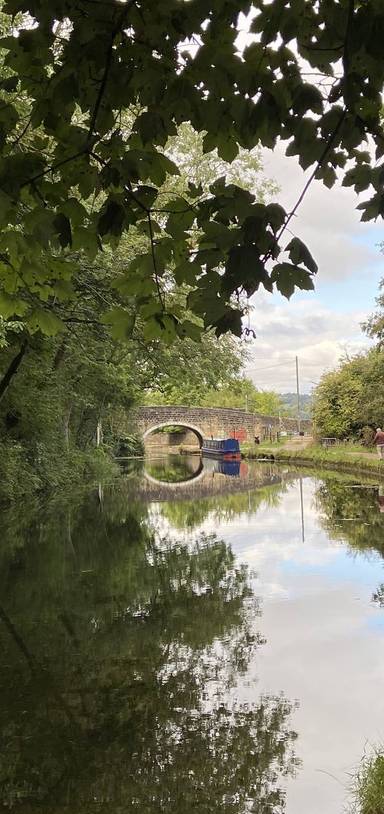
[
  {"x1": 241, "y1": 443, "x2": 384, "y2": 479},
  {"x1": 352, "y1": 752, "x2": 384, "y2": 814}
]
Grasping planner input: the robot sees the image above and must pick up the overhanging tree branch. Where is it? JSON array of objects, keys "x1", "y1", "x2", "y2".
[
  {"x1": 0, "y1": 339, "x2": 28, "y2": 403},
  {"x1": 87, "y1": 0, "x2": 137, "y2": 143},
  {"x1": 271, "y1": 109, "x2": 347, "y2": 254}
]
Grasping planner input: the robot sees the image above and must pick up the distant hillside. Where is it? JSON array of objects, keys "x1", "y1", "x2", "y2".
[{"x1": 280, "y1": 392, "x2": 312, "y2": 419}]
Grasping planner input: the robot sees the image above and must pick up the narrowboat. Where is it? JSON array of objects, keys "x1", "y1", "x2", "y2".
[{"x1": 201, "y1": 437, "x2": 241, "y2": 460}]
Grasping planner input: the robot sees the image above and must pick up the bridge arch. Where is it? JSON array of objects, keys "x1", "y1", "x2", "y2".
[{"x1": 142, "y1": 421, "x2": 204, "y2": 446}]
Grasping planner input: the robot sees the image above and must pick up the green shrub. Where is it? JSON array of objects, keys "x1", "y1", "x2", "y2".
[
  {"x1": 0, "y1": 440, "x2": 119, "y2": 505},
  {"x1": 0, "y1": 440, "x2": 41, "y2": 503}
]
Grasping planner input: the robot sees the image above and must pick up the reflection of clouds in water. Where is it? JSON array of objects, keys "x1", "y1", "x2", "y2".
[
  {"x1": 150, "y1": 471, "x2": 384, "y2": 814},
  {"x1": 257, "y1": 581, "x2": 290, "y2": 601},
  {"x1": 202, "y1": 480, "x2": 345, "y2": 577}
]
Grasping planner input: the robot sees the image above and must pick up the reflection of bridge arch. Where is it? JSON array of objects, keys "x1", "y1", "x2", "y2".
[
  {"x1": 136, "y1": 464, "x2": 290, "y2": 503},
  {"x1": 143, "y1": 459, "x2": 205, "y2": 489},
  {"x1": 143, "y1": 421, "x2": 203, "y2": 446}
]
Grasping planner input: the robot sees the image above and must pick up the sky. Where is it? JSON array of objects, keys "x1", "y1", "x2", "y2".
[
  {"x1": 244, "y1": 143, "x2": 384, "y2": 394},
  {"x1": 232, "y1": 14, "x2": 384, "y2": 396},
  {"x1": 244, "y1": 144, "x2": 384, "y2": 395}
]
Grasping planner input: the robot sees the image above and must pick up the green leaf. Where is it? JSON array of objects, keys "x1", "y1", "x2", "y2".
[
  {"x1": 0, "y1": 189, "x2": 15, "y2": 227},
  {"x1": 217, "y1": 136, "x2": 239, "y2": 163},
  {"x1": 72, "y1": 227, "x2": 99, "y2": 259},
  {"x1": 0, "y1": 291, "x2": 28, "y2": 319},
  {"x1": 98, "y1": 201, "x2": 125, "y2": 237},
  {"x1": 188, "y1": 284, "x2": 227, "y2": 324},
  {"x1": 174, "y1": 260, "x2": 199, "y2": 285},
  {"x1": 53, "y1": 213, "x2": 72, "y2": 248},
  {"x1": 165, "y1": 207, "x2": 195, "y2": 239},
  {"x1": 266, "y1": 203, "x2": 286, "y2": 231},
  {"x1": 61, "y1": 197, "x2": 88, "y2": 226},
  {"x1": 224, "y1": 245, "x2": 272, "y2": 295},
  {"x1": 286, "y1": 237, "x2": 318, "y2": 274},
  {"x1": 271, "y1": 262, "x2": 315, "y2": 299},
  {"x1": 292, "y1": 84, "x2": 323, "y2": 116},
  {"x1": 343, "y1": 164, "x2": 373, "y2": 194},
  {"x1": 52, "y1": 279, "x2": 75, "y2": 301},
  {"x1": 102, "y1": 308, "x2": 135, "y2": 341},
  {"x1": 213, "y1": 308, "x2": 243, "y2": 337},
  {"x1": 176, "y1": 320, "x2": 203, "y2": 341},
  {"x1": 143, "y1": 313, "x2": 178, "y2": 344},
  {"x1": 28, "y1": 309, "x2": 65, "y2": 336}
]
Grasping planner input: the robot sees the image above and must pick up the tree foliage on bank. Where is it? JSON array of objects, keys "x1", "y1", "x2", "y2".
[
  {"x1": 313, "y1": 280, "x2": 384, "y2": 440},
  {"x1": 147, "y1": 372, "x2": 283, "y2": 416},
  {"x1": 0, "y1": 117, "x2": 268, "y2": 501},
  {"x1": 0, "y1": 0, "x2": 384, "y2": 341}
]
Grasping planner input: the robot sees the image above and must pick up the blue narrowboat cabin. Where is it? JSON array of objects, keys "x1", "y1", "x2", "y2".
[{"x1": 201, "y1": 437, "x2": 241, "y2": 460}]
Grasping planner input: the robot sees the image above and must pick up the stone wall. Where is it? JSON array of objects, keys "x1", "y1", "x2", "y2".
[{"x1": 144, "y1": 429, "x2": 198, "y2": 448}]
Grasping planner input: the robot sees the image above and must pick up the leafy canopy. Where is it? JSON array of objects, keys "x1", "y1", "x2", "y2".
[
  {"x1": 0, "y1": 0, "x2": 383, "y2": 340},
  {"x1": 313, "y1": 272, "x2": 384, "y2": 440}
]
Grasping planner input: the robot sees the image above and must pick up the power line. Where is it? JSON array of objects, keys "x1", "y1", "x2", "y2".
[
  {"x1": 247, "y1": 361, "x2": 290, "y2": 371},
  {"x1": 247, "y1": 359, "x2": 328, "y2": 373}
]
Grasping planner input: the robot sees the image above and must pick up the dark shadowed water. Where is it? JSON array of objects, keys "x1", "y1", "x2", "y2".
[{"x1": 2, "y1": 455, "x2": 384, "y2": 813}]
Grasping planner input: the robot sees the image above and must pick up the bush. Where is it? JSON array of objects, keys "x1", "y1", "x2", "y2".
[
  {"x1": 0, "y1": 440, "x2": 41, "y2": 503},
  {"x1": 0, "y1": 440, "x2": 119, "y2": 505},
  {"x1": 116, "y1": 434, "x2": 144, "y2": 457},
  {"x1": 361, "y1": 426, "x2": 375, "y2": 447}
]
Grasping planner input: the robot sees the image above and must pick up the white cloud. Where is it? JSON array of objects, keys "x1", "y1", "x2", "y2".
[
  {"x1": 262, "y1": 144, "x2": 382, "y2": 282},
  {"x1": 241, "y1": 141, "x2": 384, "y2": 393},
  {"x1": 244, "y1": 295, "x2": 371, "y2": 392}
]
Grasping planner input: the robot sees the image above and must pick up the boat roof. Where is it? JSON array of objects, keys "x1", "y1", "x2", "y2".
[{"x1": 203, "y1": 437, "x2": 238, "y2": 441}]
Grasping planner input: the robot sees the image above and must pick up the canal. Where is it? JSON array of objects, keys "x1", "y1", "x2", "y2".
[{"x1": 1, "y1": 456, "x2": 384, "y2": 812}]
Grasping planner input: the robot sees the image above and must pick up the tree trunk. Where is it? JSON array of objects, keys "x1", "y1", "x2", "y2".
[
  {"x1": 0, "y1": 340, "x2": 28, "y2": 403},
  {"x1": 96, "y1": 418, "x2": 103, "y2": 447},
  {"x1": 52, "y1": 336, "x2": 68, "y2": 370},
  {"x1": 63, "y1": 405, "x2": 72, "y2": 450}
]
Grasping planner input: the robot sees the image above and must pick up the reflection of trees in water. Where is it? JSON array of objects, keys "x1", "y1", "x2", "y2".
[
  {"x1": 160, "y1": 480, "x2": 290, "y2": 530},
  {"x1": 145, "y1": 454, "x2": 201, "y2": 483},
  {"x1": 315, "y1": 476, "x2": 384, "y2": 556},
  {"x1": 315, "y1": 474, "x2": 384, "y2": 609},
  {"x1": 0, "y1": 490, "x2": 298, "y2": 813}
]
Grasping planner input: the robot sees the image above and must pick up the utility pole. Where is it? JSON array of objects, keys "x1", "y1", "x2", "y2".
[{"x1": 295, "y1": 355, "x2": 301, "y2": 434}]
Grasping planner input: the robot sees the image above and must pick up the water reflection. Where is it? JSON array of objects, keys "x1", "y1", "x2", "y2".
[
  {"x1": 143, "y1": 454, "x2": 284, "y2": 488},
  {"x1": 6, "y1": 459, "x2": 384, "y2": 813},
  {"x1": 315, "y1": 476, "x2": 384, "y2": 555},
  {"x1": 0, "y1": 488, "x2": 298, "y2": 812},
  {"x1": 138, "y1": 460, "x2": 384, "y2": 813},
  {"x1": 314, "y1": 474, "x2": 384, "y2": 611},
  {"x1": 139, "y1": 455, "x2": 290, "y2": 532},
  {"x1": 145, "y1": 453, "x2": 203, "y2": 483},
  {"x1": 203, "y1": 457, "x2": 242, "y2": 476}
]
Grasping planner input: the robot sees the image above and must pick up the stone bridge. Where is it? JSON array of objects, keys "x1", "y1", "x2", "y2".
[{"x1": 134, "y1": 405, "x2": 311, "y2": 446}]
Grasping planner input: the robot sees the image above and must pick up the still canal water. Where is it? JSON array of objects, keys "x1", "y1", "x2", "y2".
[{"x1": 2, "y1": 456, "x2": 384, "y2": 813}]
